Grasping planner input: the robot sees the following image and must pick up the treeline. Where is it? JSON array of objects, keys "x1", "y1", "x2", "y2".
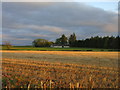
[
  {"x1": 32, "y1": 33, "x2": 119, "y2": 49},
  {"x1": 55, "y1": 33, "x2": 119, "y2": 49},
  {"x1": 73, "y1": 36, "x2": 120, "y2": 49}
]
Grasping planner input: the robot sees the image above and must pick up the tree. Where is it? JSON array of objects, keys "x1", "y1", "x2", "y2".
[
  {"x1": 114, "y1": 36, "x2": 120, "y2": 49},
  {"x1": 55, "y1": 34, "x2": 68, "y2": 48},
  {"x1": 55, "y1": 38, "x2": 61, "y2": 45},
  {"x1": 3, "y1": 41, "x2": 12, "y2": 50},
  {"x1": 103, "y1": 36, "x2": 109, "y2": 49},
  {"x1": 61, "y1": 34, "x2": 68, "y2": 47},
  {"x1": 32, "y1": 39, "x2": 52, "y2": 47},
  {"x1": 69, "y1": 33, "x2": 76, "y2": 47}
]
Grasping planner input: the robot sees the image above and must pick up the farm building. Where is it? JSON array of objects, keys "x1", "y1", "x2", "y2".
[{"x1": 51, "y1": 45, "x2": 69, "y2": 48}]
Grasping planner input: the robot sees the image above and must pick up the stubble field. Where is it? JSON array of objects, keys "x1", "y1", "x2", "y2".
[{"x1": 2, "y1": 51, "x2": 119, "y2": 88}]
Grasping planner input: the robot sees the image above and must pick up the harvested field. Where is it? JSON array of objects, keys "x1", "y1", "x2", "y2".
[
  {"x1": 2, "y1": 51, "x2": 118, "y2": 67},
  {"x1": 2, "y1": 51, "x2": 119, "y2": 88}
]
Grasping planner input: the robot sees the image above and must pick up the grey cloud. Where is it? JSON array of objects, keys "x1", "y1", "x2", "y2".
[
  {"x1": 8, "y1": 24, "x2": 66, "y2": 33},
  {"x1": 2, "y1": 2, "x2": 118, "y2": 45}
]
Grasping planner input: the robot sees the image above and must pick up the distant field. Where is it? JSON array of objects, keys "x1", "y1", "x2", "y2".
[
  {"x1": 1, "y1": 46, "x2": 119, "y2": 51},
  {"x1": 2, "y1": 51, "x2": 119, "y2": 68},
  {"x1": 2, "y1": 51, "x2": 119, "y2": 88}
]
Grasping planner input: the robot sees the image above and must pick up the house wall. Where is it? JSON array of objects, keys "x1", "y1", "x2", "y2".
[{"x1": 51, "y1": 45, "x2": 69, "y2": 48}]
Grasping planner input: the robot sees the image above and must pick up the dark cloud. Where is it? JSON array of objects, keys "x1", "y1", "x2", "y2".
[{"x1": 2, "y1": 2, "x2": 118, "y2": 45}]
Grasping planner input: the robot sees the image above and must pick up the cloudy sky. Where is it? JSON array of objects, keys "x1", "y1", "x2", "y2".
[{"x1": 2, "y1": 1, "x2": 118, "y2": 46}]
